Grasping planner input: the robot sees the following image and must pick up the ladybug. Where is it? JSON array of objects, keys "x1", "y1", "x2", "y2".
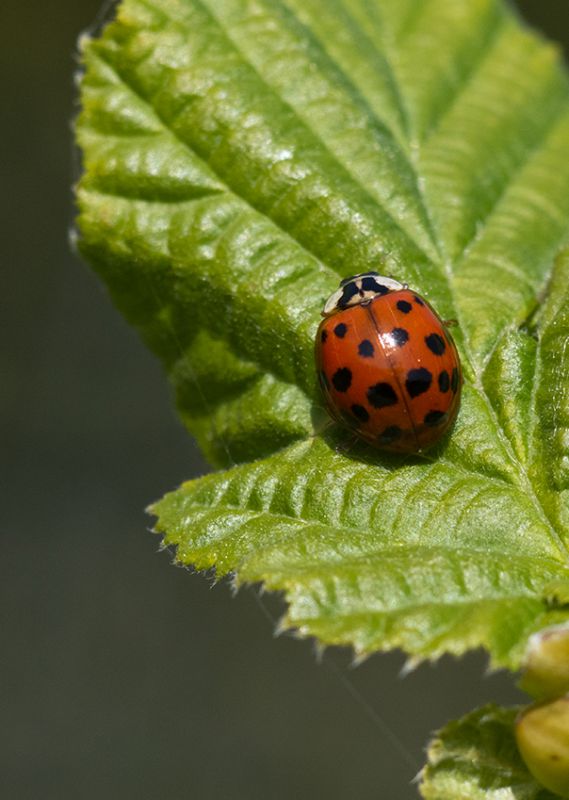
[{"x1": 315, "y1": 272, "x2": 462, "y2": 453}]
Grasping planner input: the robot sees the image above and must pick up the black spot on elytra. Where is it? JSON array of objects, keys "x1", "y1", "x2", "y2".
[
  {"x1": 321, "y1": 329, "x2": 328, "y2": 343},
  {"x1": 414, "y1": 295, "x2": 425, "y2": 306},
  {"x1": 406, "y1": 368, "x2": 432, "y2": 398},
  {"x1": 396, "y1": 299, "x2": 412, "y2": 313},
  {"x1": 332, "y1": 367, "x2": 352, "y2": 392},
  {"x1": 334, "y1": 322, "x2": 347, "y2": 338},
  {"x1": 390, "y1": 327, "x2": 409, "y2": 347},
  {"x1": 425, "y1": 333, "x2": 446, "y2": 355},
  {"x1": 367, "y1": 382, "x2": 398, "y2": 408},
  {"x1": 338, "y1": 282, "x2": 359, "y2": 308},
  {"x1": 451, "y1": 367, "x2": 460, "y2": 393},
  {"x1": 358, "y1": 339, "x2": 374, "y2": 357},
  {"x1": 351, "y1": 404, "x2": 370, "y2": 422},
  {"x1": 424, "y1": 410, "x2": 447, "y2": 427},
  {"x1": 319, "y1": 371, "x2": 329, "y2": 391},
  {"x1": 378, "y1": 425, "x2": 402, "y2": 444},
  {"x1": 438, "y1": 370, "x2": 450, "y2": 393}
]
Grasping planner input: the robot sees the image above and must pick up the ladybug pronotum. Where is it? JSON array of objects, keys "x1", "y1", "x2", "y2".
[{"x1": 315, "y1": 272, "x2": 462, "y2": 453}]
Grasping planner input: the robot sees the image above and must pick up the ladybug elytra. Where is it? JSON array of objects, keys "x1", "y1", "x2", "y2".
[{"x1": 316, "y1": 272, "x2": 462, "y2": 453}]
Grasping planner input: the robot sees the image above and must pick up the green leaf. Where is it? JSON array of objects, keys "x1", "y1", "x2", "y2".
[
  {"x1": 76, "y1": 0, "x2": 569, "y2": 671},
  {"x1": 420, "y1": 704, "x2": 558, "y2": 799}
]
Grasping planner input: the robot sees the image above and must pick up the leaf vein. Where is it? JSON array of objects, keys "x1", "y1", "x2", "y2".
[{"x1": 140, "y1": 0, "x2": 441, "y2": 265}]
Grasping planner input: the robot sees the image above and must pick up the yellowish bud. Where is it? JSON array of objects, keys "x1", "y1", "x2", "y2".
[
  {"x1": 515, "y1": 695, "x2": 569, "y2": 798},
  {"x1": 519, "y1": 623, "x2": 569, "y2": 700}
]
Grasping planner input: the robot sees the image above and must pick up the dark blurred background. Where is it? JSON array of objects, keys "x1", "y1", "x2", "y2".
[{"x1": 3, "y1": 1, "x2": 568, "y2": 798}]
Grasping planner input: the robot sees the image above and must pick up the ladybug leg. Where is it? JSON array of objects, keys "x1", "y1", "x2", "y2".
[
  {"x1": 309, "y1": 418, "x2": 359, "y2": 456},
  {"x1": 334, "y1": 433, "x2": 360, "y2": 456},
  {"x1": 309, "y1": 416, "x2": 335, "y2": 439},
  {"x1": 443, "y1": 318, "x2": 459, "y2": 328}
]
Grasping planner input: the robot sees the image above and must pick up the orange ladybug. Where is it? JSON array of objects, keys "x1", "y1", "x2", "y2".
[{"x1": 315, "y1": 272, "x2": 462, "y2": 453}]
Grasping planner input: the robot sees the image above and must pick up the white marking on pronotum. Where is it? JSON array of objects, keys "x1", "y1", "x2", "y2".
[{"x1": 322, "y1": 273, "x2": 404, "y2": 316}]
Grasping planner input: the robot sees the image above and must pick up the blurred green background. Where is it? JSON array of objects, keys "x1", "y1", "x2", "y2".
[{"x1": 3, "y1": 1, "x2": 568, "y2": 798}]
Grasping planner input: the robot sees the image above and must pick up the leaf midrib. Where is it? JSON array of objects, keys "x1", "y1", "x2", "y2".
[
  {"x1": 369, "y1": 0, "x2": 508, "y2": 146},
  {"x1": 328, "y1": 0, "x2": 413, "y2": 142}
]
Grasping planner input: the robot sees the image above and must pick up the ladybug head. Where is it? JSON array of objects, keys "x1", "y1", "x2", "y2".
[{"x1": 322, "y1": 272, "x2": 405, "y2": 317}]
